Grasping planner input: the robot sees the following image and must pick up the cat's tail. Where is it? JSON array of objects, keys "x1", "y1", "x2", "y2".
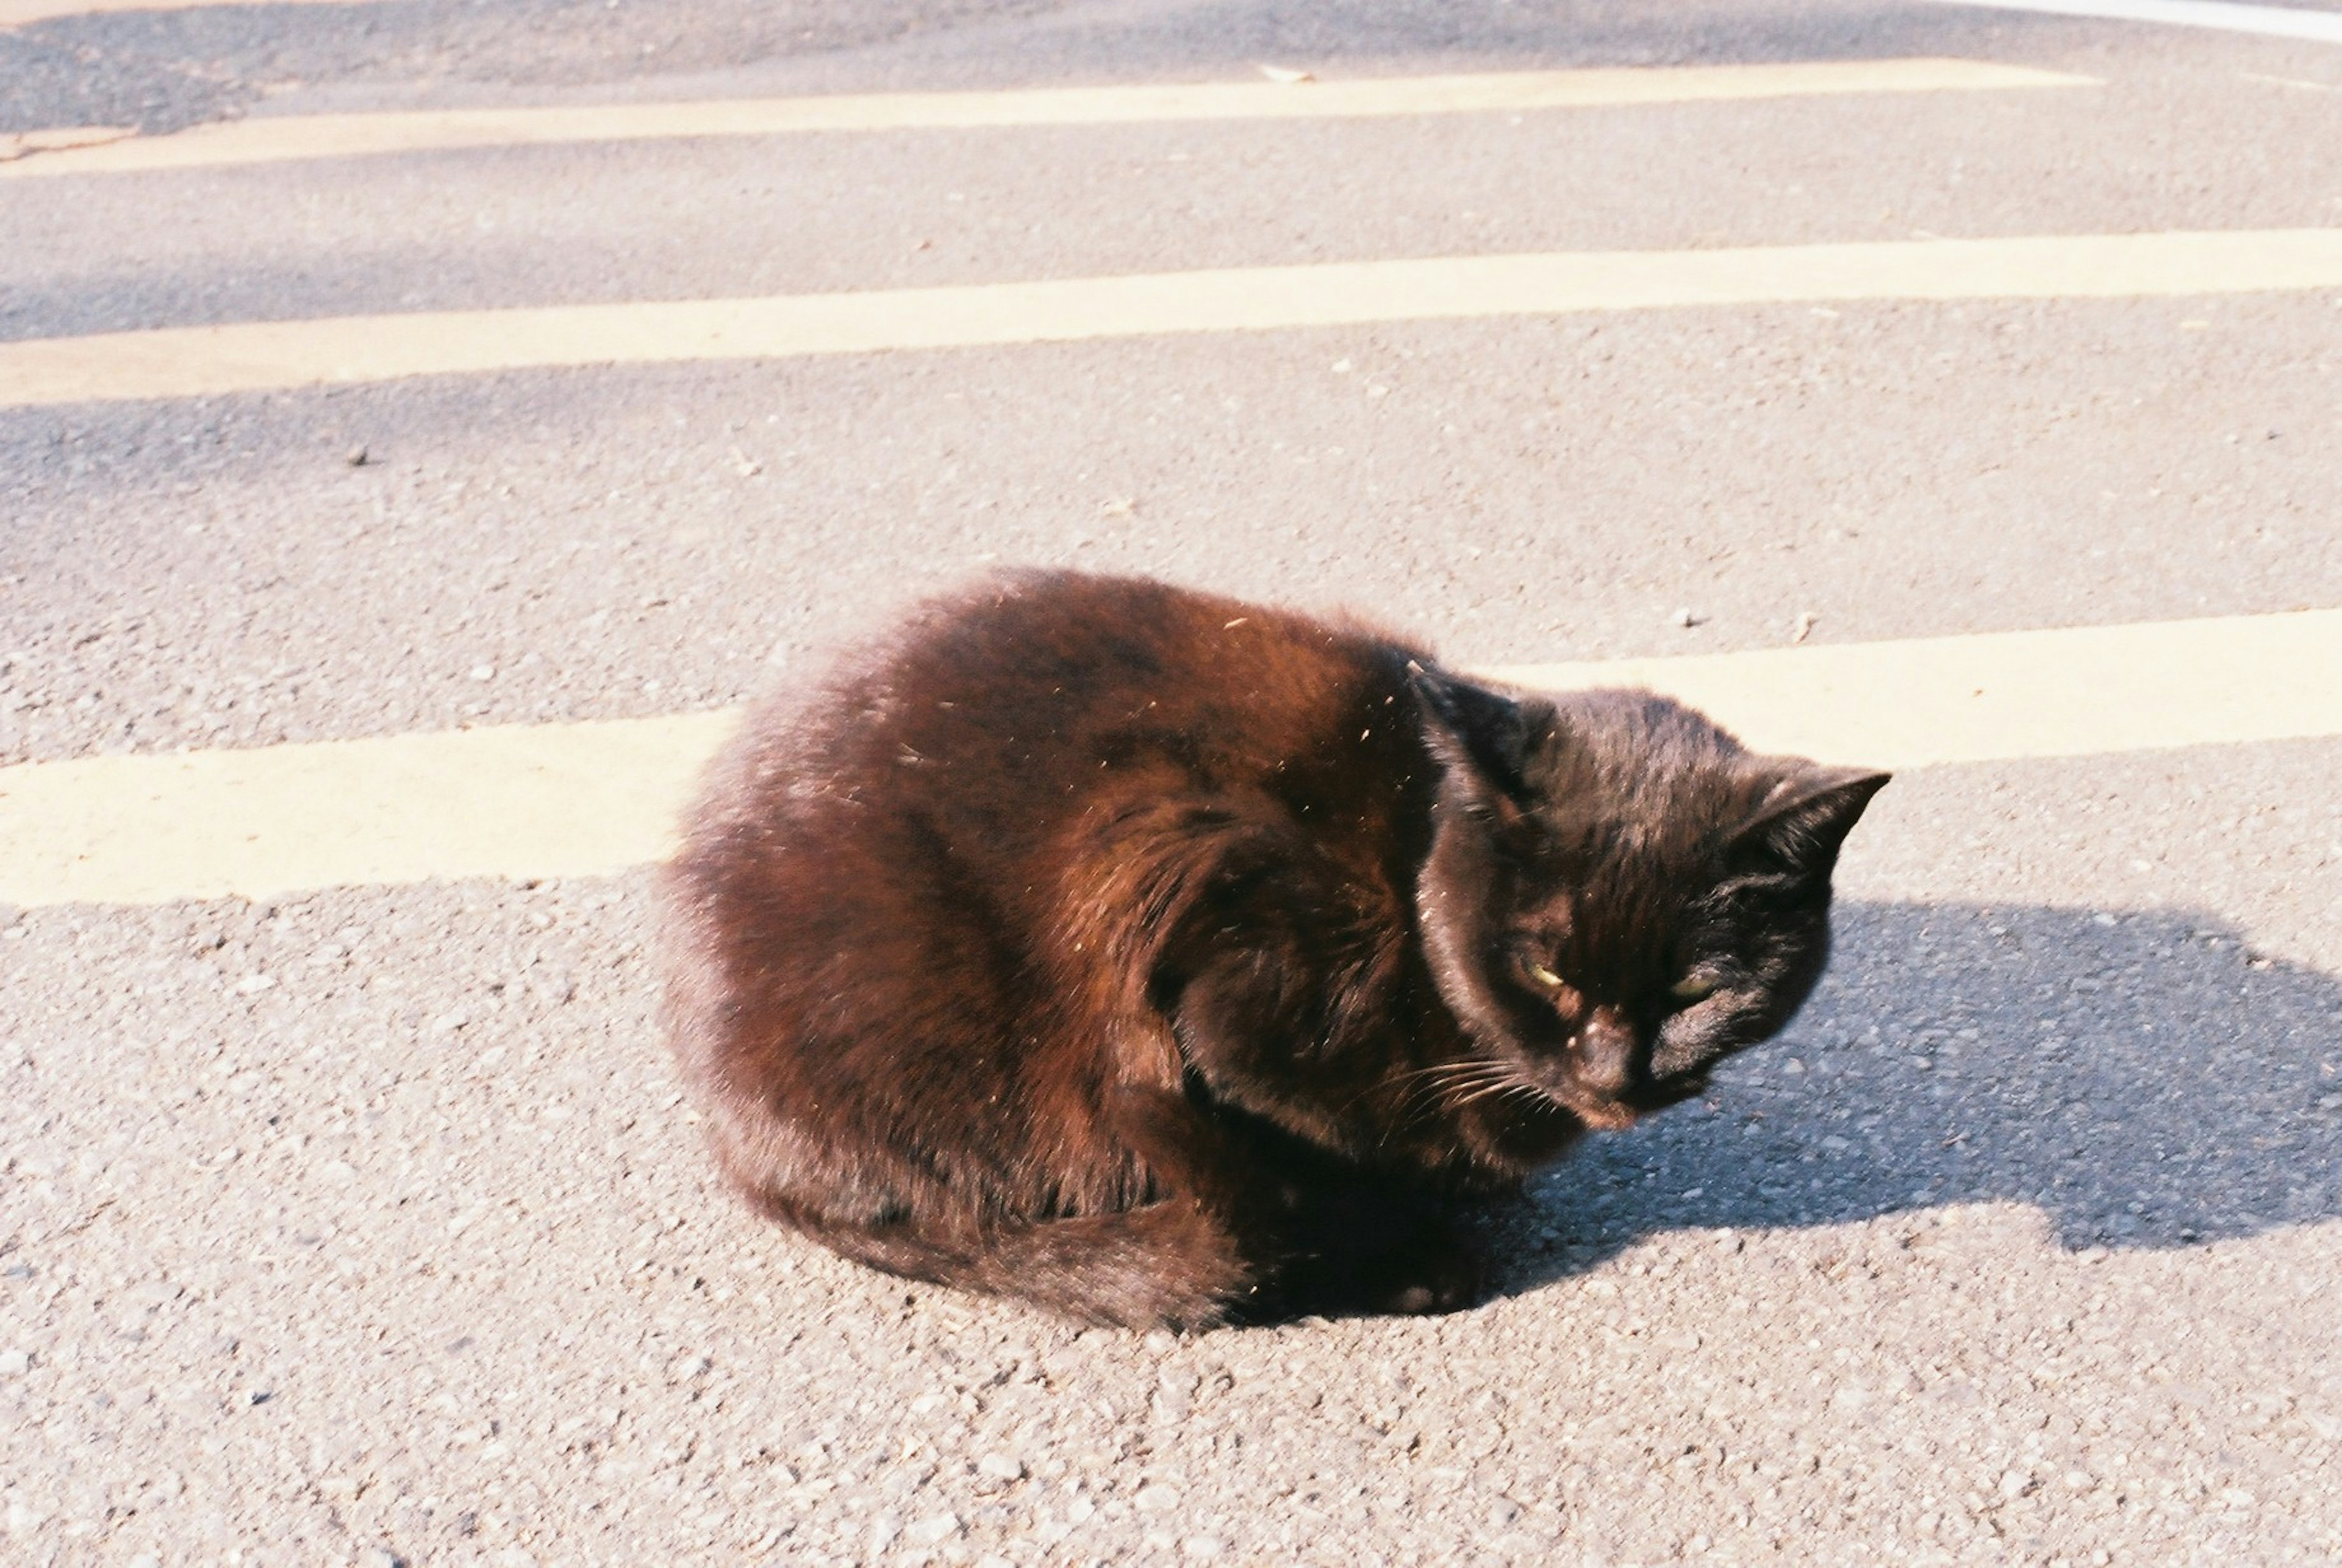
[{"x1": 751, "y1": 1189, "x2": 1258, "y2": 1331}]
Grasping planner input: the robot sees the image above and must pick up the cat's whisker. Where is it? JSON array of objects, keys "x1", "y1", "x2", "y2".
[
  {"x1": 1411, "y1": 1061, "x2": 1510, "y2": 1103},
  {"x1": 1388, "y1": 1059, "x2": 1494, "y2": 1087},
  {"x1": 1451, "y1": 1074, "x2": 1532, "y2": 1113},
  {"x1": 1347, "y1": 1059, "x2": 1487, "y2": 1116},
  {"x1": 1386, "y1": 1069, "x2": 1465, "y2": 1123},
  {"x1": 1377, "y1": 1059, "x2": 1514, "y2": 1139},
  {"x1": 1387, "y1": 1061, "x2": 1489, "y2": 1094},
  {"x1": 1446, "y1": 1068, "x2": 1570, "y2": 1122},
  {"x1": 1497, "y1": 1079, "x2": 1560, "y2": 1112}
]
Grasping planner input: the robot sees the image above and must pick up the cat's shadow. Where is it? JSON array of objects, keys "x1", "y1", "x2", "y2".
[{"x1": 1490, "y1": 898, "x2": 2342, "y2": 1291}]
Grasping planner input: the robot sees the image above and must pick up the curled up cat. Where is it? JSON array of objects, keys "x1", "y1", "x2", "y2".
[{"x1": 662, "y1": 572, "x2": 1887, "y2": 1328}]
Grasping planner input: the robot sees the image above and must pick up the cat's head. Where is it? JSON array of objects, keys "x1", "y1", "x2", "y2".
[{"x1": 1409, "y1": 666, "x2": 1887, "y2": 1134}]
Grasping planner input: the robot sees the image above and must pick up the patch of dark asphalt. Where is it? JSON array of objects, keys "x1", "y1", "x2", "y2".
[
  {"x1": 0, "y1": 0, "x2": 1074, "y2": 135},
  {"x1": 0, "y1": 0, "x2": 2097, "y2": 138}
]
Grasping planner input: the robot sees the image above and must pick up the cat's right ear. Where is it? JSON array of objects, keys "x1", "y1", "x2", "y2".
[
  {"x1": 1732, "y1": 765, "x2": 1891, "y2": 881},
  {"x1": 1408, "y1": 661, "x2": 1530, "y2": 814}
]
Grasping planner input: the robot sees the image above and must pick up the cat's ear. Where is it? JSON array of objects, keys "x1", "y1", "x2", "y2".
[
  {"x1": 1732, "y1": 765, "x2": 1890, "y2": 879},
  {"x1": 1408, "y1": 661, "x2": 1531, "y2": 808}
]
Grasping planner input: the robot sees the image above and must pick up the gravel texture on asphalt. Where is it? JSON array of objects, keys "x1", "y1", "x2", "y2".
[
  {"x1": 7, "y1": 296, "x2": 2340, "y2": 769},
  {"x1": 4, "y1": 746, "x2": 2338, "y2": 1563}
]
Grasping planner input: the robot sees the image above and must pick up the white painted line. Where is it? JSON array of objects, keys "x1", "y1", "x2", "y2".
[
  {"x1": 1916, "y1": 0, "x2": 2342, "y2": 46},
  {"x1": 0, "y1": 59, "x2": 2092, "y2": 179},
  {"x1": 0, "y1": 0, "x2": 351, "y2": 23},
  {"x1": 4, "y1": 228, "x2": 2340, "y2": 409},
  {"x1": 1483, "y1": 607, "x2": 2342, "y2": 767},
  {"x1": 3, "y1": 609, "x2": 2338, "y2": 908},
  {"x1": 0, "y1": 711, "x2": 739, "y2": 908}
]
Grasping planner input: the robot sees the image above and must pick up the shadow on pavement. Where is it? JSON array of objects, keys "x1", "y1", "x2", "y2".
[{"x1": 1495, "y1": 897, "x2": 2342, "y2": 1289}]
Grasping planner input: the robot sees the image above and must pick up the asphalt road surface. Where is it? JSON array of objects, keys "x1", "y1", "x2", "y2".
[{"x1": 4, "y1": 1, "x2": 2342, "y2": 1564}]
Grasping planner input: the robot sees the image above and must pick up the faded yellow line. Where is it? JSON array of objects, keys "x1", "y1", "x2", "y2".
[
  {"x1": 7, "y1": 228, "x2": 2342, "y2": 409},
  {"x1": 1482, "y1": 607, "x2": 2342, "y2": 768},
  {"x1": 0, "y1": 0, "x2": 350, "y2": 23},
  {"x1": 0, "y1": 59, "x2": 2090, "y2": 177},
  {"x1": 0, "y1": 711, "x2": 739, "y2": 908},
  {"x1": 2, "y1": 609, "x2": 2337, "y2": 908}
]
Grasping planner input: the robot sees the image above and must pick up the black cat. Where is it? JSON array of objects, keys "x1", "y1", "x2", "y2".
[{"x1": 662, "y1": 572, "x2": 1886, "y2": 1327}]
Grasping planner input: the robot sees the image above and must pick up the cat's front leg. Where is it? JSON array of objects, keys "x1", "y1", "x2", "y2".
[
  {"x1": 1274, "y1": 1172, "x2": 1486, "y2": 1319},
  {"x1": 1098, "y1": 1079, "x2": 1300, "y2": 1322},
  {"x1": 1107, "y1": 1081, "x2": 1483, "y2": 1320},
  {"x1": 1146, "y1": 937, "x2": 1489, "y2": 1317}
]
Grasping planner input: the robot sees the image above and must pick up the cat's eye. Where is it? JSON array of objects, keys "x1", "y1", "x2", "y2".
[
  {"x1": 1527, "y1": 962, "x2": 1566, "y2": 989},
  {"x1": 1670, "y1": 975, "x2": 1717, "y2": 1003}
]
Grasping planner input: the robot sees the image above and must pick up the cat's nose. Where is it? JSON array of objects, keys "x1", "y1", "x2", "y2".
[{"x1": 1574, "y1": 1008, "x2": 1638, "y2": 1097}]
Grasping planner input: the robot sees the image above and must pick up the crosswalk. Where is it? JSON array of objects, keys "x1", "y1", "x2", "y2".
[{"x1": 4, "y1": 48, "x2": 2335, "y2": 909}]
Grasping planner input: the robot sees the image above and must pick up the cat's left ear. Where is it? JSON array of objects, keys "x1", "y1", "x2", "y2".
[
  {"x1": 1733, "y1": 765, "x2": 1891, "y2": 879},
  {"x1": 1408, "y1": 661, "x2": 1531, "y2": 809}
]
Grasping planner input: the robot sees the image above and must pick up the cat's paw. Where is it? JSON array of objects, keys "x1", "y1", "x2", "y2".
[
  {"x1": 1361, "y1": 1230, "x2": 1486, "y2": 1316},
  {"x1": 1265, "y1": 1181, "x2": 1488, "y2": 1319}
]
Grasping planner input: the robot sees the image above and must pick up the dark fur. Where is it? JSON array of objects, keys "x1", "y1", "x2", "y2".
[{"x1": 662, "y1": 573, "x2": 1886, "y2": 1328}]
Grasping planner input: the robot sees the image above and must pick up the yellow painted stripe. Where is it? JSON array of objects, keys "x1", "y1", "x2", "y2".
[
  {"x1": 0, "y1": 0, "x2": 350, "y2": 24},
  {"x1": 7, "y1": 228, "x2": 2341, "y2": 409},
  {"x1": 0, "y1": 711, "x2": 739, "y2": 908},
  {"x1": 0, "y1": 59, "x2": 2090, "y2": 177},
  {"x1": 1483, "y1": 607, "x2": 2342, "y2": 767},
  {"x1": 2, "y1": 609, "x2": 2337, "y2": 908}
]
